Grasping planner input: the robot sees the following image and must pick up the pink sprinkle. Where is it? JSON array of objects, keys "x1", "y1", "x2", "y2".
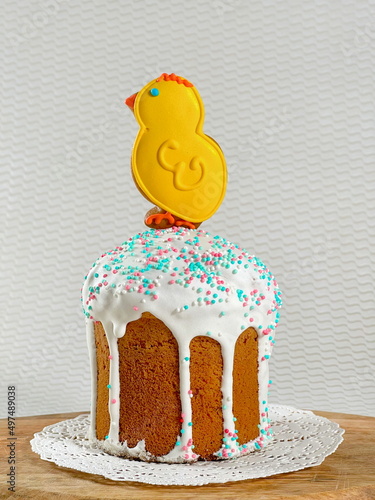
[
  {"x1": 184, "y1": 454, "x2": 189, "y2": 459},
  {"x1": 103, "y1": 274, "x2": 108, "y2": 277},
  {"x1": 231, "y1": 449, "x2": 235, "y2": 453},
  {"x1": 113, "y1": 270, "x2": 118, "y2": 274},
  {"x1": 111, "y1": 399, "x2": 116, "y2": 404},
  {"x1": 169, "y1": 280, "x2": 175, "y2": 284},
  {"x1": 108, "y1": 355, "x2": 113, "y2": 359},
  {"x1": 153, "y1": 295, "x2": 158, "y2": 300},
  {"x1": 192, "y1": 454, "x2": 197, "y2": 458},
  {"x1": 183, "y1": 446, "x2": 188, "y2": 451},
  {"x1": 188, "y1": 390, "x2": 193, "y2": 394},
  {"x1": 133, "y1": 306, "x2": 138, "y2": 311},
  {"x1": 181, "y1": 413, "x2": 185, "y2": 417},
  {"x1": 250, "y1": 318, "x2": 254, "y2": 322},
  {"x1": 224, "y1": 428, "x2": 229, "y2": 433}
]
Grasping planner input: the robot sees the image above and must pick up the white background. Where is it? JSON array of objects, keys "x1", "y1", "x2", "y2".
[{"x1": 1, "y1": 0, "x2": 374, "y2": 418}]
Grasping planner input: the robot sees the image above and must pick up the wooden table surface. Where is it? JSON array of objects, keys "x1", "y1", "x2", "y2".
[{"x1": 0, "y1": 410, "x2": 374, "y2": 500}]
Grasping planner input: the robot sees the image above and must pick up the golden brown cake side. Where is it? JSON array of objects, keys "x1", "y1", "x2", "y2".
[
  {"x1": 118, "y1": 312, "x2": 181, "y2": 456},
  {"x1": 233, "y1": 327, "x2": 259, "y2": 444},
  {"x1": 94, "y1": 322, "x2": 111, "y2": 440},
  {"x1": 190, "y1": 336, "x2": 224, "y2": 459}
]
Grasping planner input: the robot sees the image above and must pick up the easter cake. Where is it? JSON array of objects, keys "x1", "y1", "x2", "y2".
[{"x1": 82, "y1": 74, "x2": 282, "y2": 463}]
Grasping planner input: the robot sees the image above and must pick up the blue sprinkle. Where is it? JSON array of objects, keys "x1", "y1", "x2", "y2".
[{"x1": 150, "y1": 88, "x2": 159, "y2": 96}]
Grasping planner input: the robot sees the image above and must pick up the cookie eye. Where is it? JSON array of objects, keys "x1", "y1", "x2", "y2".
[{"x1": 150, "y1": 88, "x2": 159, "y2": 96}]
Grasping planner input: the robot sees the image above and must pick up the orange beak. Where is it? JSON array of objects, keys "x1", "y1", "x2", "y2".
[{"x1": 125, "y1": 92, "x2": 138, "y2": 111}]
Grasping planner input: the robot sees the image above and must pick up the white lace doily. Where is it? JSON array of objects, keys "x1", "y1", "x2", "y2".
[{"x1": 30, "y1": 405, "x2": 344, "y2": 486}]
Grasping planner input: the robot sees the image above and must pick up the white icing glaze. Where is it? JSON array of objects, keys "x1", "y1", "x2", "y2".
[{"x1": 82, "y1": 227, "x2": 282, "y2": 462}]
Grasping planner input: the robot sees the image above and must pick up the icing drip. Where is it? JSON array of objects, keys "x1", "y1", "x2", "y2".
[
  {"x1": 218, "y1": 338, "x2": 238, "y2": 458},
  {"x1": 104, "y1": 322, "x2": 121, "y2": 442},
  {"x1": 82, "y1": 227, "x2": 282, "y2": 462}
]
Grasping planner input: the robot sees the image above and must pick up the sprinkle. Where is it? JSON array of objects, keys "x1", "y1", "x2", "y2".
[
  {"x1": 107, "y1": 384, "x2": 111, "y2": 389},
  {"x1": 108, "y1": 355, "x2": 113, "y2": 360},
  {"x1": 133, "y1": 306, "x2": 138, "y2": 311},
  {"x1": 111, "y1": 399, "x2": 116, "y2": 404},
  {"x1": 184, "y1": 357, "x2": 190, "y2": 361}
]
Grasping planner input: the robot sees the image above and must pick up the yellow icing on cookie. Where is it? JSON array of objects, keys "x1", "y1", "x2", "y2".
[{"x1": 130, "y1": 76, "x2": 227, "y2": 223}]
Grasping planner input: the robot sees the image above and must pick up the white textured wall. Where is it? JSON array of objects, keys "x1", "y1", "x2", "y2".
[{"x1": 1, "y1": 0, "x2": 374, "y2": 418}]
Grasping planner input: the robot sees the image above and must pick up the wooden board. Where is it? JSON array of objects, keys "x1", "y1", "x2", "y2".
[{"x1": 0, "y1": 410, "x2": 374, "y2": 499}]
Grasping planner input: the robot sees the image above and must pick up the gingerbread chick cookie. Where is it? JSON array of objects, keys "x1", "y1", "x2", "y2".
[{"x1": 125, "y1": 73, "x2": 227, "y2": 229}]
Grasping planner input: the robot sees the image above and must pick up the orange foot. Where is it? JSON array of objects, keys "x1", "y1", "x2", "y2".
[
  {"x1": 175, "y1": 219, "x2": 196, "y2": 229},
  {"x1": 145, "y1": 211, "x2": 176, "y2": 229}
]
